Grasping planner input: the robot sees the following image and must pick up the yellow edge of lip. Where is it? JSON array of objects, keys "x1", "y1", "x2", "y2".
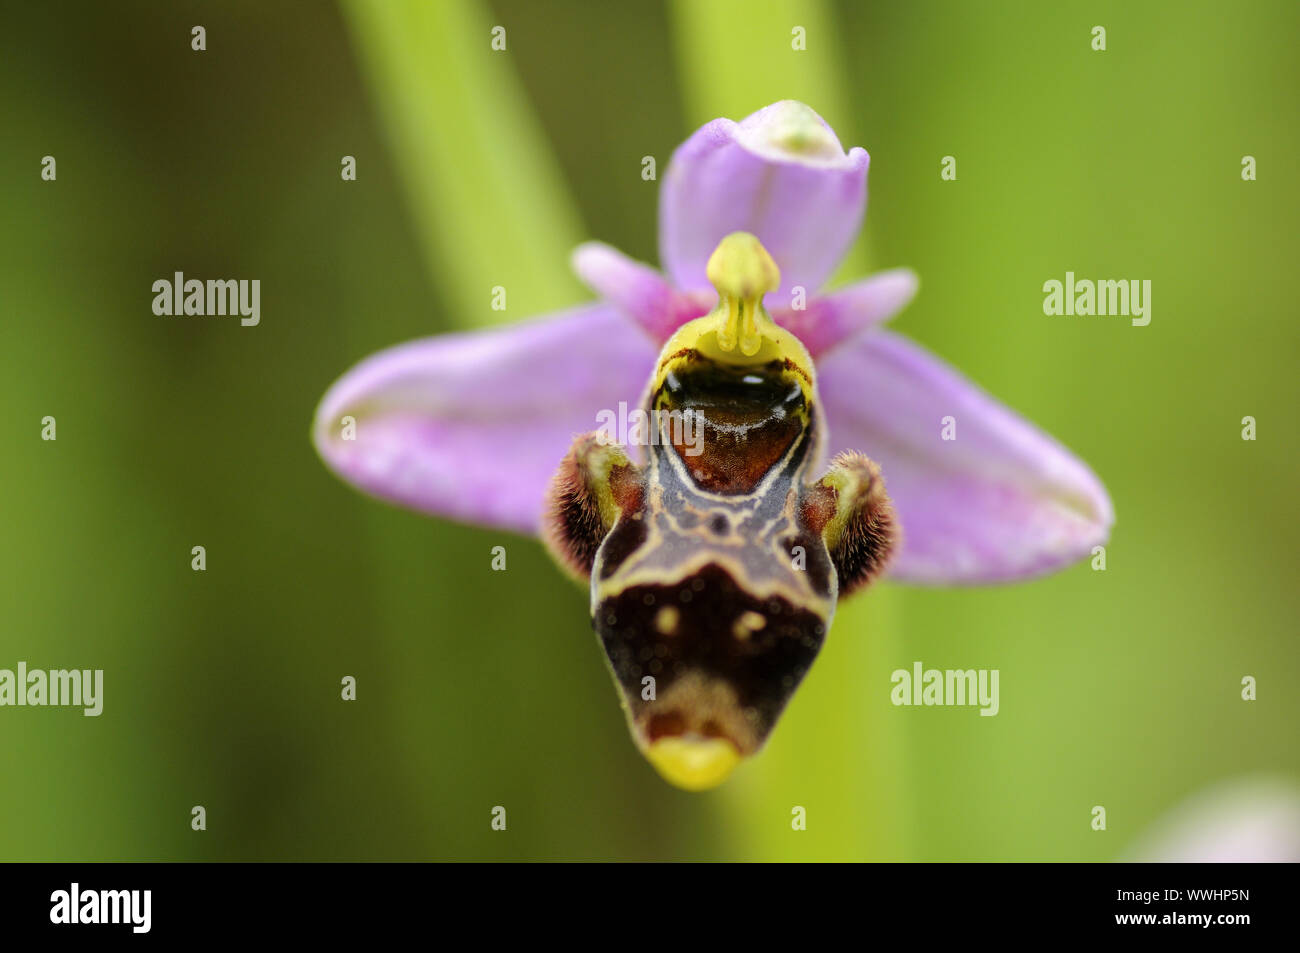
[{"x1": 645, "y1": 737, "x2": 742, "y2": 791}]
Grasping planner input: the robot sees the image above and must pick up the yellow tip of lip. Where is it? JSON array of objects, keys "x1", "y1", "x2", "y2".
[{"x1": 645, "y1": 737, "x2": 742, "y2": 791}]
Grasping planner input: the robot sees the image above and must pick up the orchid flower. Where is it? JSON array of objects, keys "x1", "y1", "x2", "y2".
[{"x1": 312, "y1": 100, "x2": 1112, "y2": 788}]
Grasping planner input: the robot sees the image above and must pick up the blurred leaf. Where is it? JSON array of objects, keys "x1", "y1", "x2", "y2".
[
  {"x1": 668, "y1": 0, "x2": 851, "y2": 128},
  {"x1": 342, "y1": 0, "x2": 585, "y2": 325}
]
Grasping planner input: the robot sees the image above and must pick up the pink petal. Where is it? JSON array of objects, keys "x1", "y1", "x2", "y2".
[
  {"x1": 659, "y1": 101, "x2": 869, "y2": 297},
  {"x1": 775, "y1": 268, "x2": 918, "y2": 358},
  {"x1": 1124, "y1": 777, "x2": 1300, "y2": 862},
  {"x1": 817, "y1": 330, "x2": 1113, "y2": 584},
  {"x1": 571, "y1": 242, "x2": 709, "y2": 343},
  {"x1": 313, "y1": 305, "x2": 658, "y2": 533}
]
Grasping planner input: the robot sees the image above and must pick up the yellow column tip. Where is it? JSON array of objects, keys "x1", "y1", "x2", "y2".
[
  {"x1": 703, "y1": 233, "x2": 780, "y2": 357},
  {"x1": 705, "y1": 232, "x2": 780, "y2": 300}
]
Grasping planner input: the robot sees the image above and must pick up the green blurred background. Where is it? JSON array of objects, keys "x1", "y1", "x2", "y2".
[{"x1": 2, "y1": 0, "x2": 1296, "y2": 861}]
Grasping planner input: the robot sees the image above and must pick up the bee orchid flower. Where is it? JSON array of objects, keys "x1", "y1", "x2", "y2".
[{"x1": 313, "y1": 100, "x2": 1112, "y2": 790}]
